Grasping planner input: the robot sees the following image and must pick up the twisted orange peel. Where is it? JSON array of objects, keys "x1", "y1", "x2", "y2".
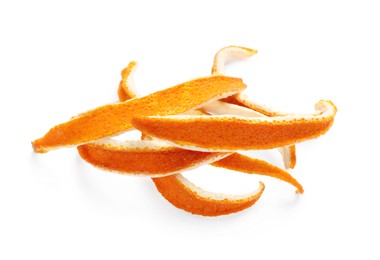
[
  {"x1": 88, "y1": 61, "x2": 301, "y2": 218},
  {"x1": 131, "y1": 100, "x2": 337, "y2": 151},
  {"x1": 212, "y1": 45, "x2": 297, "y2": 169},
  {"x1": 31, "y1": 45, "x2": 337, "y2": 217},
  {"x1": 153, "y1": 175, "x2": 265, "y2": 217},
  {"x1": 32, "y1": 75, "x2": 246, "y2": 153},
  {"x1": 83, "y1": 60, "x2": 303, "y2": 192}
]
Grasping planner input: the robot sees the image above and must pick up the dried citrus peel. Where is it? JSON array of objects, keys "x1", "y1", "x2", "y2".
[
  {"x1": 152, "y1": 175, "x2": 265, "y2": 216},
  {"x1": 212, "y1": 153, "x2": 303, "y2": 193},
  {"x1": 87, "y1": 62, "x2": 302, "y2": 192},
  {"x1": 77, "y1": 139, "x2": 230, "y2": 176},
  {"x1": 132, "y1": 100, "x2": 337, "y2": 151},
  {"x1": 32, "y1": 45, "x2": 336, "y2": 217},
  {"x1": 212, "y1": 45, "x2": 296, "y2": 169},
  {"x1": 77, "y1": 66, "x2": 231, "y2": 176},
  {"x1": 201, "y1": 100, "x2": 297, "y2": 168},
  {"x1": 110, "y1": 62, "x2": 269, "y2": 216},
  {"x1": 117, "y1": 61, "x2": 139, "y2": 101},
  {"x1": 32, "y1": 75, "x2": 246, "y2": 153},
  {"x1": 211, "y1": 45, "x2": 257, "y2": 75}
]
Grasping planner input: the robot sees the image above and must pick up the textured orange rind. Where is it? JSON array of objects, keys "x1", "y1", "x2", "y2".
[
  {"x1": 212, "y1": 45, "x2": 257, "y2": 75},
  {"x1": 212, "y1": 153, "x2": 303, "y2": 193},
  {"x1": 212, "y1": 45, "x2": 297, "y2": 169},
  {"x1": 132, "y1": 100, "x2": 337, "y2": 151},
  {"x1": 32, "y1": 45, "x2": 336, "y2": 217},
  {"x1": 32, "y1": 75, "x2": 246, "y2": 153},
  {"x1": 117, "y1": 61, "x2": 139, "y2": 101},
  {"x1": 153, "y1": 174, "x2": 265, "y2": 217},
  {"x1": 78, "y1": 139, "x2": 230, "y2": 176}
]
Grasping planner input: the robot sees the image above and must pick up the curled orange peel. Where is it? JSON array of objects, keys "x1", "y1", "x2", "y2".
[
  {"x1": 211, "y1": 45, "x2": 257, "y2": 75},
  {"x1": 211, "y1": 45, "x2": 297, "y2": 169},
  {"x1": 82, "y1": 62, "x2": 268, "y2": 216},
  {"x1": 152, "y1": 175, "x2": 265, "y2": 217},
  {"x1": 131, "y1": 99, "x2": 337, "y2": 151},
  {"x1": 77, "y1": 139, "x2": 229, "y2": 176},
  {"x1": 102, "y1": 64, "x2": 301, "y2": 192},
  {"x1": 32, "y1": 45, "x2": 336, "y2": 217},
  {"x1": 77, "y1": 63, "x2": 231, "y2": 177},
  {"x1": 212, "y1": 153, "x2": 303, "y2": 194},
  {"x1": 117, "y1": 61, "x2": 139, "y2": 101},
  {"x1": 32, "y1": 75, "x2": 246, "y2": 153}
]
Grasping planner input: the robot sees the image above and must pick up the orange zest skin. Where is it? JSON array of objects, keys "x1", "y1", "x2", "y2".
[
  {"x1": 211, "y1": 45, "x2": 257, "y2": 75},
  {"x1": 212, "y1": 46, "x2": 297, "y2": 169},
  {"x1": 132, "y1": 100, "x2": 337, "y2": 151},
  {"x1": 77, "y1": 141, "x2": 229, "y2": 176},
  {"x1": 32, "y1": 75, "x2": 246, "y2": 153},
  {"x1": 117, "y1": 61, "x2": 139, "y2": 101},
  {"x1": 32, "y1": 45, "x2": 337, "y2": 217},
  {"x1": 212, "y1": 153, "x2": 303, "y2": 193},
  {"x1": 102, "y1": 62, "x2": 268, "y2": 216},
  {"x1": 77, "y1": 65, "x2": 230, "y2": 176},
  {"x1": 220, "y1": 95, "x2": 297, "y2": 169},
  {"x1": 152, "y1": 175, "x2": 265, "y2": 217}
]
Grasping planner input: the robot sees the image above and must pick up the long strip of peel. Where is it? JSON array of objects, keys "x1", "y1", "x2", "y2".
[
  {"x1": 212, "y1": 45, "x2": 296, "y2": 169},
  {"x1": 117, "y1": 61, "x2": 139, "y2": 101},
  {"x1": 152, "y1": 175, "x2": 265, "y2": 217},
  {"x1": 203, "y1": 100, "x2": 297, "y2": 168},
  {"x1": 78, "y1": 63, "x2": 231, "y2": 176},
  {"x1": 115, "y1": 61, "x2": 266, "y2": 216},
  {"x1": 77, "y1": 139, "x2": 229, "y2": 176},
  {"x1": 132, "y1": 100, "x2": 337, "y2": 151},
  {"x1": 211, "y1": 45, "x2": 257, "y2": 75},
  {"x1": 78, "y1": 63, "x2": 300, "y2": 198},
  {"x1": 32, "y1": 75, "x2": 246, "y2": 153},
  {"x1": 212, "y1": 153, "x2": 303, "y2": 193}
]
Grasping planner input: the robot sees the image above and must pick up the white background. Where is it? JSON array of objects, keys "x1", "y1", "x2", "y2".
[{"x1": 1, "y1": 0, "x2": 379, "y2": 259}]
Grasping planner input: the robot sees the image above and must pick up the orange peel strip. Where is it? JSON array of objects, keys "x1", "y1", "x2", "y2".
[
  {"x1": 132, "y1": 100, "x2": 337, "y2": 151},
  {"x1": 77, "y1": 65, "x2": 231, "y2": 176},
  {"x1": 202, "y1": 100, "x2": 297, "y2": 168},
  {"x1": 212, "y1": 45, "x2": 296, "y2": 169},
  {"x1": 152, "y1": 175, "x2": 265, "y2": 217},
  {"x1": 77, "y1": 139, "x2": 229, "y2": 176},
  {"x1": 211, "y1": 45, "x2": 257, "y2": 75},
  {"x1": 32, "y1": 75, "x2": 246, "y2": 153},
  {"x1": 117, "y1": 61, "x2": 139, "y2": 101},
  {"x1": 212, "y1": 153, "x2": 303, "y2": 193},
  {"x1": 115, "y1": 62, "x2": 267, "y2": 216}
]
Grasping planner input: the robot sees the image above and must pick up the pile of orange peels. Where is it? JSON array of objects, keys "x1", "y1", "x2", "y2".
[{"x1": 32, "y1": 46, "x2": 337, "y2": 217}]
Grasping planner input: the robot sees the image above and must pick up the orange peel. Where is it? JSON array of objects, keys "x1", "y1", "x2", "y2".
[
  {"x1": 77, "y1": 139, "x2": 229, "y2": 176},
  {"x1": 117, "y1": 61, "x2": 139, "y2": 101},
  {"x1": 32, "y1": 45, "x2": 336, "y2": 217},
  {"x1": 211, "y1": 45, "x2": 257, "y2": 75},
  {"x1": 212, "y1": 45, "x2": 297, "y2": 169},
  {"x1": 212, "y1": 153, "x2": 303, "y2": 193},
  {"x1": 131, "y1": 100, "x2": 337, "y2": 151},
  {"x1": 152, "y1": 175, "x2": 265, "y2": 217},
  {"x1": 77, "y1": 64, "x2": 231, "y2": 176},
  {"x1": 97, "y1": 62, "x2": 268, "y2": 216},
  {"x1": 32, "y1": 75, "x2": 246, "y2": 153}
]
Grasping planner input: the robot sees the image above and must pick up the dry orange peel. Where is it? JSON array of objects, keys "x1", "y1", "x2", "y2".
[
  {"x1": 114, "y1": 63, "x2": 302, "y2": 193},
  {"x1": 212, "y1": 45, "x2": 297, "y2": 169},
  {"x1": 97, "y1": 62, "x2": 269, "y2": 216},
  {"x1": 211, "y1": 45, "x2": 257, "y2": 75},
  {"x1": 117, "y1": 61, "x2": 139, "y2": 101},
  {"x1": 32, "y1": 45, "x2": 337, "y2": 217},
  {"x1": 152, "y1": 175, "x2": 265, "y2": 217},
  {"x1": 212, "y1": 153, "x2": 303, "y2": 193},
  {"x1": 32, "y1": 75, "x2": 246, "y2": 153},
  {"x1": 131, "y1": 100, "x2": 337, "y2": 151},
  {"x1": 77, "y1": 139, "x2": 229, "y2": 176}
]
